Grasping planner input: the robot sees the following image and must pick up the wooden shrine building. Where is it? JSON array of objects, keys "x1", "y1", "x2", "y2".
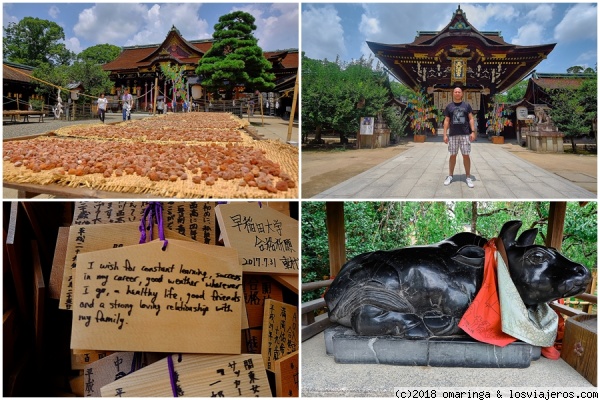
[
  {"x1": 3, "y1": 61, "x2": 43, "y2": 111},
  {"x1": 367, "y1": 6, "x2": 555, "y2": 135},
  {"x1": 102, "y1": 26, "x2": 298, "y2": 112}
]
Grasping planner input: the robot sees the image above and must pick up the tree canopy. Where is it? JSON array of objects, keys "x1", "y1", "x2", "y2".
[
  {"x1": 3, "y1": 17, "x2": 74, "y2": 67},
  {"x1": 301, "y1": 54, "x2": 392, "y2": 143},
  {"x1": 77, "y1": 44, "x2": 121, "y2": 64},
  {"x1": 196, "y1": 11, "x2": 275, "y2": 99},
  {"x1": 546, "y1": 76, "x2": 597, "y2": 152}
]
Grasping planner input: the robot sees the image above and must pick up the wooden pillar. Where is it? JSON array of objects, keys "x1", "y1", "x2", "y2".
[
  {"x1": 153, "y1": 77, "x2": 159, "y2": 115},
  {"x1": 545, "y1": 202, "x2": 567, "y2": 250},
  {"x1": 287, "y1": 74, "x2": 299, "y2": 142},
  {"x1": 326, "y1": 202, "x2": 346, "y2": 278}
]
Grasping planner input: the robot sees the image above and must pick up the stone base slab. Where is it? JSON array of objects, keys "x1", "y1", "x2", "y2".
[{"x1": 324, "y1": 325, "x2": 541, "y2": 368}]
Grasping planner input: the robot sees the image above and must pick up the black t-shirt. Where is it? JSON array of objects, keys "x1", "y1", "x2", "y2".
[{"x1": 444, "y1": 101, "x2": 473, "y2": 136}]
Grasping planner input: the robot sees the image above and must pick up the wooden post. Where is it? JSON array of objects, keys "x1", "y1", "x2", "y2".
[
  {"x1": 546, "y1": 201, "x2": 567, "y2": 250},
  {"x1": 326, "y1": 202, "x2": 346, "y2": 277},
  {"x1": 153, "y1": 77, "x2": 159, "y2": 115},
  {"x1": 259, "y1": 92, "x2": 264, "y2": 126},
  {"x1": 287, "y1": 74, "x2": 299, "y2": 142}
]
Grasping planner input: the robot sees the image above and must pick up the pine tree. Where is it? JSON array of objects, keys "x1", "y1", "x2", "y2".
[{"x1": 196, "y1": 11, "x2": 275, "y2": 99}]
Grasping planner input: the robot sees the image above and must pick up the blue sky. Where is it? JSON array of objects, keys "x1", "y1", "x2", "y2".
[
  {"x1": 302, "y1": 3, "x2": 597, "y2": 74},
  {"x1": 3, "y1": 3, "x2": 299, "y2": 54}
]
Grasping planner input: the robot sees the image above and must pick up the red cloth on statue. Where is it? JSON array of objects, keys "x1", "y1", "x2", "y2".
[{"x1": 458, "y1": 239, "x2": 517, "y2": 347}]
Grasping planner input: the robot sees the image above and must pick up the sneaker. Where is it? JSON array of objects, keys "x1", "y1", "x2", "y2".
[
  {"x1": 466, "y1": 177, "x2": 474, "y2": 188},
  {"x1": 443, "y1": 175, "x2": 453, "y2": 186}
]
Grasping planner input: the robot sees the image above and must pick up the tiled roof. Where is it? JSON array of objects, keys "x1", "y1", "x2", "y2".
[
  {"x1": 533, "y1": 76, "x2": 587, "y2": 90},
  {"x1": 103, "y1": 41, "x2": 298, "y2": 72},
  {"x1": 3, "y1": 63, "x2": 34, "y2": 83},
  {"x1": 103, "y1": 47, "x2": 159, "y2": 71}
]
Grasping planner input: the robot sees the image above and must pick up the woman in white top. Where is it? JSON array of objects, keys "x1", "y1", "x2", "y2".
[{"x1": 97, "y1": 93, "x2": 108, "y2": 123}]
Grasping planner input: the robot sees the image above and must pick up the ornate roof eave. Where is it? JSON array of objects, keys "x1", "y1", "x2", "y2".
[
  {"x1": 138, "y1": 27, "x2": 204, "y2": 64},
  {"x1": 369, "y1": 39, "x2": 555, "y2": 61}
]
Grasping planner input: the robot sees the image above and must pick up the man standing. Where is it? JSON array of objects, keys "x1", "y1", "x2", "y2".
[{"x1": 443, "y1": 86, "x2": 476, "y2": 188}]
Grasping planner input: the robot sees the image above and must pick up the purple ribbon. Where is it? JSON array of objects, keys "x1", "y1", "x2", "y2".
[
  {"x1": 139, "y1": 202, "x2": 168, "y2": 250},
  {"x1": 167, "y1": 354, "x2": 178, "y2": 397}
]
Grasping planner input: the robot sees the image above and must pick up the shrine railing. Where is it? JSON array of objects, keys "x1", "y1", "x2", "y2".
[{"x1": 301, "y1": 279, "x2": 333, "y2": 341}]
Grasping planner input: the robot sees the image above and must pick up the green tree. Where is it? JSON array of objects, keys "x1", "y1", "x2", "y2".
[
  {"x1": 31, "y1": 63, "x2": 70, "y2": 102},
  {"x1": 301, "y1": 55, "x2": 343, "y2": 143},
  {"x1": 3, "y1": 17, "x2": 74, "y2": 67},
  {"x1": 567, "y1": 65, "x2": 585, "y2": 74},
  {"x1": 577, "y1": 78, "x2": 598, "y2": 141},
  {"x1": 389, "y1": 81, "x2": 416, "y2": 101},
  {"x1": 78, "y1": 44, "x2": 121, "y2": 64},
  {"x1": 496, "y1": 80, "x2": 528, "y2": 103},
  {"x1": 69, "y1": 60, "x2": 114, "y2": 97},
  {"x1": 32, "y1": 60, "x2": 114, "y2": 105},
  {"x1": 546, "y1": 88, "x2": 591, "y2": 152},
  {"x1": 301, "y1": 55, "x2": 391, "y2": 144},
  {"x1": 196, "y1": 11, "x2": 275, "y2": 99},
  {"x1": 331, "y1": 58, "x2": 389, "y2": 143}
]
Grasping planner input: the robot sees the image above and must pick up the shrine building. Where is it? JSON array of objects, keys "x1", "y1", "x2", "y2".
[
  {"x1": 102, "y1": 26, "x2": 298, "y2": 112},
  {"x1": 367, "y1": 6, "x2": 555, "y2": 134}
]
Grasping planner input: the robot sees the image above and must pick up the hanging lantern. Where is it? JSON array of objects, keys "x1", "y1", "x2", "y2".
[{"x1": 191, "y1": 85, "x2": 202, "y2": 99}]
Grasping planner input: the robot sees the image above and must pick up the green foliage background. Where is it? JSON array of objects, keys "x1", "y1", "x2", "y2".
[{"x1": 302, "y1": 202, "x2": 597, "y2": 302}]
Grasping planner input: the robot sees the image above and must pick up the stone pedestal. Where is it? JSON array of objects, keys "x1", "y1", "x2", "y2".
[
  {"x1": 359, "y1": 127, "x2": 391, "y2": 148},
  {"x1": 324, "y1": 324, "x2": 541, "y2": 368},
  {"x1": 526, "y1": 124, "x2": 564, "y2": 153}
]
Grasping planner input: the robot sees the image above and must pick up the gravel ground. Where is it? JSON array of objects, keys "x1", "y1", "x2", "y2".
[{"x1": 3, "y1": 112, "x2": 148, "y2": 139}]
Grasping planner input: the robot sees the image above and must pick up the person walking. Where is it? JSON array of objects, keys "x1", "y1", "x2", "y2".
[
  {"x1": 97, "y1": 93, "x2": 108, "y2": 123},
  {"x1": 443, "y1": 85, "x2": 476, "y2": 188},
  {"x1": 122, "y1": 88, "x2": 133, "y2": 121}
]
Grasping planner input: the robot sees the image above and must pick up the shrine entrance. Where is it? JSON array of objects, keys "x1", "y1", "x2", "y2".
[{"x1": 368, "y1": 6, "x2": 555, "y2": 138}]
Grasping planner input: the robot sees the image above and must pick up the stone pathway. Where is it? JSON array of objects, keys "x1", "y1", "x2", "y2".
[{"x1": 315, "y1": 141, "x2": 596, "y2": 199}]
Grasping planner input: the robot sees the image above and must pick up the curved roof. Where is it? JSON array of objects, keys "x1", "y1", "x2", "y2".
[{"x1": 368, "y1": 6, "x2": 555, "y2": 94}]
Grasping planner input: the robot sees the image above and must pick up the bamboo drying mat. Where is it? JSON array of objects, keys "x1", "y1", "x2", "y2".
[{"x1": 3, "y1": 114, "x2": 298, "y2": 199}]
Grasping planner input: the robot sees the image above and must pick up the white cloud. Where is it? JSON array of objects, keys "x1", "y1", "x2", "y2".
[
  {"x1": 124, "y1": 3, "x2": 210, "y2": 46},
  {"x1": 554, "y1": 4, "x2": 597, "y2": 43},
  {"x1": 65, "y1": 36, "x2": 82, "y2": 54},
  {"x1": 74, "y1": 4, "x2": 147, "y2": 44},
  {"x1": 233, "y1": 3, "x2": 299, "y2": 50},
  {"x1": 460, "y1": 4, "x2": 518, "y2": 29},
  {"x1": 575, "y1": 49, "x2": 597, "y2": 65},
  {"x1": 511, "y1": 24, "x2": 545, "y2": 45},
  {"x1": 72, "y1": 3, "x2": 210, "y2": 47},
  {"x1": 3, "y1": 8, "x2": 19, "y2": 28},
  {"x1": 48, "y1": 5, "x2": 60, "y2": 20},
  {"x1": 525, "y1": 4, "x2": 553, "y2": 24},
  {"x1": 302, "y1": 5, "x2": 346, "y2": 61},
  {"x1": 359, "y1": 14, "x2": 380, "y2": 37}
]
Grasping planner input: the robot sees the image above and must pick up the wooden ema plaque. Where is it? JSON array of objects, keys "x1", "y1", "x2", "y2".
[
  {"x1": 71, "y1": 239, "x2": 241, "y2": 354},
  {"x1": 261, "y1": 299, "x2": 298, "y2": 372},
  {"x1": 72, "y1": 201, "x2": 216, "y2": 245},
  {"x1": 100, "y1": 353, "x2": 269, "y2": 397},
  {"x1": 244, "y1": 275, "x2": 284, "y2": 328},
  {"x1": 81, "y1": 352, "x2": 137, "y2": 397},
  {"x1": 59, "y1": 222, "x2": 193, "y2": 310},
  {"x1": 216, "y1": 202, "x2": 299, "y2": 275},
  {"x1": 274, "y1": 351, "x2": 299, "y2": 397}
]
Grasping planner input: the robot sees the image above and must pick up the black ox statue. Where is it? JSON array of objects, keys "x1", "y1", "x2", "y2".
[{"x1": 325, "y1": 220, "x2": 591, "y2": 339}]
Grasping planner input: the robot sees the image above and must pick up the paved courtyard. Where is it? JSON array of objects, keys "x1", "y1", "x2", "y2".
[{"x1": 314, "y1": 139, "x2": 596, "y2": 200}]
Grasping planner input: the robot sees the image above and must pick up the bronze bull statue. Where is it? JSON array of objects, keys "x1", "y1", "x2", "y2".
[{"x1": 325, "y1": 220, "x2": 591, "y2": 338}]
